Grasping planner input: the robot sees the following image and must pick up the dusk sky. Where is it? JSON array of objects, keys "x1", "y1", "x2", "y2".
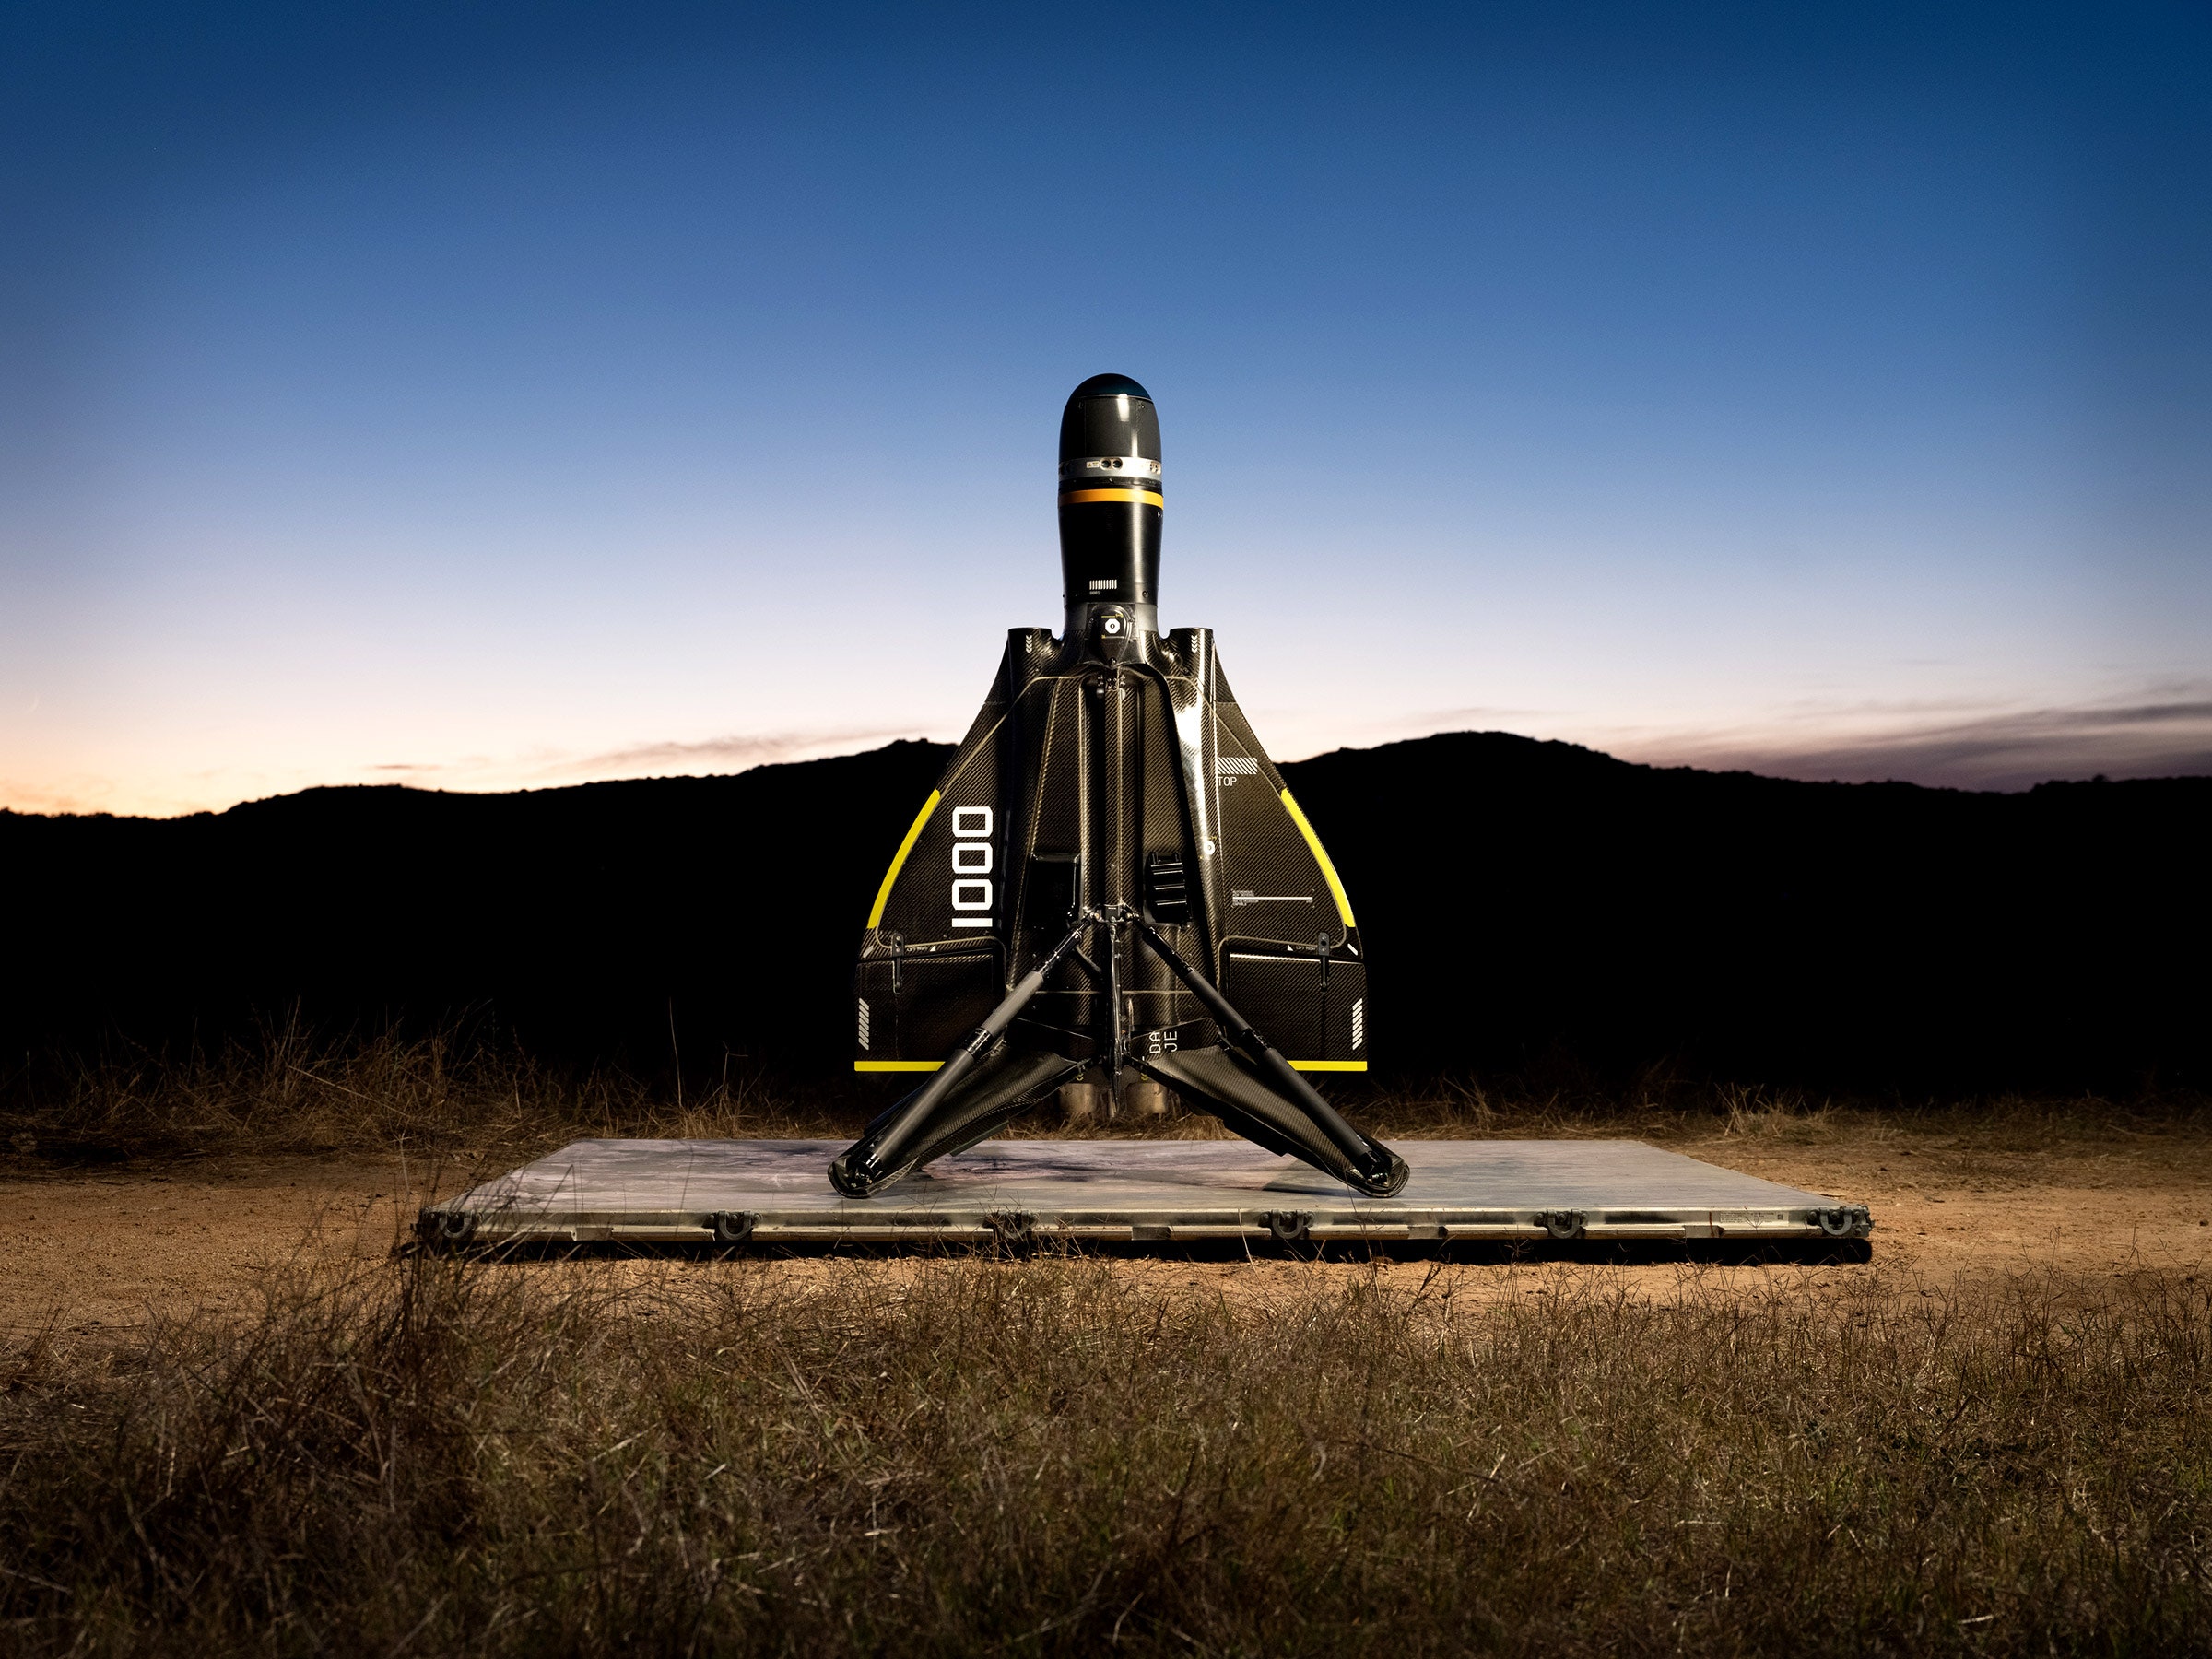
[{"x1": 3, "y1": 0, "x2": 2206, "y2": 817}]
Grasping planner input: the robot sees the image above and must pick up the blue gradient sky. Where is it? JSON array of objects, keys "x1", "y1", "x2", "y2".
[{"x1": 4, "y1": 1, "x2": 2206, "y2": 815}]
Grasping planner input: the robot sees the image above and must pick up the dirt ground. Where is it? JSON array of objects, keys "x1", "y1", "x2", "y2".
[{"x1": 5, "y1": 1125, "x2": 2208, "y2": 1335}]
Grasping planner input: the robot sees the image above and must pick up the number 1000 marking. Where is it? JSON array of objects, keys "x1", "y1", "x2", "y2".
[{"x1": 950, "y1": 806, "x2": 993, "y2": 929}]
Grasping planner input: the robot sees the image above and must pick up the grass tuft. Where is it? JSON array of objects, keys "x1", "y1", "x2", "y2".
[
  {"x1": 6, "y1": 1026, "x2": 2205, "y2": 1168},
  {"x1": 0, "y1": 1019, "x2": 852, "y2": 1163},
  {"x1": 2, "y1": 1253, "x2": 2206, "y2": 1654}
]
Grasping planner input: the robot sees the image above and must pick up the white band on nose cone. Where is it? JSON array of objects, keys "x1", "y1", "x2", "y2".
[{"x1": 1058, "y1": 455, "x2": 1162, "y2": 482}]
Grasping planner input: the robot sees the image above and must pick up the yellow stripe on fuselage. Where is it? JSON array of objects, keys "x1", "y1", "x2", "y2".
[
  {"x1": 865, "y1": 790, "x2": 941, "y2": 929},
  {"x1": 1289, "y1": 1060, "x2": 1368, "y2": 1072},
  {"x1": 1279, "y1": 789, "x2": 1357, "y2": 927},
  {"x1": 1058, "y1": 488, "x2": 1164, "y2": 506}
]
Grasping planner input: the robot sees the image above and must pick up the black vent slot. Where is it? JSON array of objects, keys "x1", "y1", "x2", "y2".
[
  {"x1": 1027, "y1": 853, "x2": 1080, "y2": 928},
  {"x1": 1146, "y1": 854, "x2": 1191, "y2": 923}
]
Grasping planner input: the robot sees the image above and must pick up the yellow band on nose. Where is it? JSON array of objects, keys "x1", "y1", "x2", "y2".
[{"x1": 1059, "y1": 488, "x2": 1164, "y2": 507}]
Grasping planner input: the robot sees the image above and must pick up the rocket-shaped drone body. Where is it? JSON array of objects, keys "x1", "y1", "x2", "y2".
[{"x1": 830, "y1": 375, "x2": 1407, "y2": 1199}]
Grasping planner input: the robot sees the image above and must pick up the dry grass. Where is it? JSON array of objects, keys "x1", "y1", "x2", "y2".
[
  {"x1": 6, "y1": 1027, "x2": 2204, "y2": 1170},
  {"x1": 6, "y1": 1032, "x2": 2209, "y2": 1652},
  {"x1": 1, "y1": 1251, "x2": 2206, "y2": 1655},
  {"x1": 0, "y1": 1022, "x2": 848, "y2": 1164},
  {"x1": 1360, "y1": 1072, "x2": 2212, "y2": 1152}
]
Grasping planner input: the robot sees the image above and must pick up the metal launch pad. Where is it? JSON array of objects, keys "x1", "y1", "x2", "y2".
[{"x1": 418, "y1": 1139, "x2": 1874, "y2": 1250}]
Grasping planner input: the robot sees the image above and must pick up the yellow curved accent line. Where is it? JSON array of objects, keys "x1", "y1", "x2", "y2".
[
  {"x1": 855, "y1": 1060, "x2": 944, "y2": 1072},
  {"x1": 1290, "y1": 1060, "x2": 1368, "y2": 1072},
  {"x1": 1058, "y1": 488, "x2": 1164, "y2": 506},
  {"x1": 1279, "y1": 788, "x2": 1356, "y2": 927},
  {"x1": 865, "y1": 790, "x2": 941, "y2": 929}
]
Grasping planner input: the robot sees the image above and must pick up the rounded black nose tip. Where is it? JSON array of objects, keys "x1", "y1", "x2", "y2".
[
  {"x1": 1060, "y1": 373, "x2": 1159, "y2": 462},
  {"x1": 1066, "y1": 372, "x2": 1151, "y2": 402}
]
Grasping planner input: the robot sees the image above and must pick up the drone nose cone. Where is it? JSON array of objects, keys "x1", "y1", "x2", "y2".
[
  {"x1": 1059, "y1": 375, "x2": 1160, "y2": 463},
  {"x1": 1058, "y1": 375, "x2": 1162, "y2": 621}
]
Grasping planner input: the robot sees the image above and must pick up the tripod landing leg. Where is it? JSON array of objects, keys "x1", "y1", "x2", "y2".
[
  {"x1": 1130, "y1": 914, "x2": 1407, "y2": 1197},
  {"x1": 1140, "y1": 1046, "x2": 1407, "y2": 1197},
  {"x1": 831, "y1": 912, "x2": 1096, "y2": 1197},
  {"x1": 830, "y1": 1043, "x2": 1079, "y2": 1197}
]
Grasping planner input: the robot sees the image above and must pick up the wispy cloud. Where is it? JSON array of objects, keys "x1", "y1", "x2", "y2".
[
  {"x1": 357, "y1": 725, "x2": 943, "y2": 794},
  {"x1": 1618, "y1": 693, "x2": 2212, "y2": 792},
  {"x1": 1141, "y1": 686, "x2": 2212, "y2": 794},
  {"x1": 0, "y1": 776, "x2": 111, "y2": 817},
  {"x1": 3, "y1": 726, "x2": 954, "y2": 818},
  {"x1": 539, "y1": 726, "x2": 935, "y2": 780},
  {"x1": 18, "y1": 694, "x2": 2206, "y2": 821}
]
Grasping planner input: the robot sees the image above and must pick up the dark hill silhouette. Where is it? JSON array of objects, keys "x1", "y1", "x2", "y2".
[
  {"x1": 1290, "y1": 733, "x2": 2208, "y2": 1089},
  {"x1": 6, "y1": 733, "x2": 2206, "y2": 1091}
]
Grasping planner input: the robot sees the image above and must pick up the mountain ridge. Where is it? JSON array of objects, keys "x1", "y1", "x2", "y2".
[
  {"x1": 7, "y1": 732, "x2": 2205, "y2": 1090},
  {"x1": 9, "y1": 729, "x2": 2205, "y2": 828}
]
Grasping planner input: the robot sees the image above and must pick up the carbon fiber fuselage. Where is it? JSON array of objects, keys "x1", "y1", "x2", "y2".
[{"x1": 854, "y1": 624, "x2": 1367, "y2": 1077}]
